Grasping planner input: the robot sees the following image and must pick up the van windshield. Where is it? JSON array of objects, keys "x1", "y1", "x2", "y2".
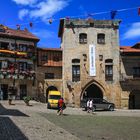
[{"x1": 49, "y1": 95, "x2": 61, "y2": 99}]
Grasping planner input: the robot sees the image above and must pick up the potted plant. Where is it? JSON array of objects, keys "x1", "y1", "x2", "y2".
[{"x1": 23, "y1": 96, "x2": 32, "y2": 106}]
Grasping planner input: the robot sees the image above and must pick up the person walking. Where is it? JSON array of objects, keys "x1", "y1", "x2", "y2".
[
  {"x1": 89, "y1": 99, "x2": 93, "y2": 113},
  {"x1": 57, "y1": 97, "x2": 64, "y2": 115},
  {"x1": 87, "y1": 99, "x2": 93, "y2": 113}
]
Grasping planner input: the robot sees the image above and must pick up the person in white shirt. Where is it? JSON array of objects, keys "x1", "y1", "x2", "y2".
[
  {"x1": 87, "y1": 99, "x2": 93, "y2": 113},
  {"x1": 89, "y1": 99, "x2": 93, "y2": 109}
]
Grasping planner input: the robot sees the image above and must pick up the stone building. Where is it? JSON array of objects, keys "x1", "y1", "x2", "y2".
[
  {"x1": 58, "y1": 19, "x2": 122, "y2": 108},
  {"x1": 120, "y1": 43, "x2": 140, "y2": 109},
  {"x1": 0, "y1": 25, "x2": 39, "y2": 100},
  {"x1": 36, "y1": 47, "x2": 62, "y2": 102}
]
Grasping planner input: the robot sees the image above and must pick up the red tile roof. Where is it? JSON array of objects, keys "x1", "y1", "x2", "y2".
[
  {"x1": 120, "y1": 46, "x2": 140, "y2": 53},
  {"x1": 0, "y1": 25, "x2": 39, "y2": 42}
]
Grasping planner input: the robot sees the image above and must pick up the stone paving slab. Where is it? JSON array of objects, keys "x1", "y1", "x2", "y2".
[
  {"x1": 0, "y1": 100, "x2": 80, "y2": 140},
  {"x1": 1, "y1": 100, "x2": 140, "y2": 140}
]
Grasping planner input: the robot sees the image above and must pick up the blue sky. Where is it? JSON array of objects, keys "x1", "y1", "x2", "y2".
[{"x1": 0, "y1": 0, "x2": 140, "y2": 48}]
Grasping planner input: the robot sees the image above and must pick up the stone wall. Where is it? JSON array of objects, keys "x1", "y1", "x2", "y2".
[{"x1": 61, "y1": 19, "x2": 121, "y2": 108}]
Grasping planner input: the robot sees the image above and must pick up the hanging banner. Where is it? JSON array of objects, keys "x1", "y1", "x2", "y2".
[{"x1": 89, "y1": 44, "x2": 96, "y2": 76}]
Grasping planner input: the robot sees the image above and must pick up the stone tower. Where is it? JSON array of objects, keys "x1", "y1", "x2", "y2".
[{"x1": 58, "y1": 19, "x2": 121, "y2": 108}]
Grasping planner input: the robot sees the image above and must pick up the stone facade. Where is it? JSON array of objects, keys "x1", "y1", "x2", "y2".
[
  {"x1": 58, "y1": 19, "x2": 122, "y2": 108},
  {"x1": 120, "y1": 45, "x2": 140, "y2": 109},
  {"x1": 36, "y1": 48, "x2": 62, "y2": 102}
]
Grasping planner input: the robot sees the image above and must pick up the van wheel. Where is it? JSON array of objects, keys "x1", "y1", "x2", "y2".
[
  {"x1": 47, "y1": 104, "x2": 51, "y2": 109},
  {"x1": 92, "y1": 106, "x2": 96, "y2": 112}
]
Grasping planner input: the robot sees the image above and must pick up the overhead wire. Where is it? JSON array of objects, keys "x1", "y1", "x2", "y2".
[{"x1": 6, "y1": 6, "x2": 140, "y2": 28}]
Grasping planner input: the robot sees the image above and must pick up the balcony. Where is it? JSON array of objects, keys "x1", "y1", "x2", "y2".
[{"x1": 0, "y1": 69, "x2": 35, "y2": 80}]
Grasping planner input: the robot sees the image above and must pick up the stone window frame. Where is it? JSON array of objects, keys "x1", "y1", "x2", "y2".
[
  {"x1": 97, "y1": 33, "x2": 105, "y2": 44},
  {"x1": 105, "y1": 59, "x2": 113, "y2": 81},
  {"x1": 79, "y1": 33, "x2": 87, "y2": 44},
  {"x1": 72, "y1": 58, "x2": 80, "y2": 82}
]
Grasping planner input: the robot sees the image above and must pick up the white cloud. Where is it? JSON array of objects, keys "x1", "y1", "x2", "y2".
[
  {"x1": 123, "y1": 22, "x2": 140, "y2": 39},
  {"x1": 19, "y1": 9, "x2": 29, "y2": 20},
  {"x1": 12, "y1": 0, "x2": 69, "y2": 22},
  {"x1": 12, "y1": 0, "x2": 37, "y2": 5},
  {"x1": 30, "y1": 0, "x2": 68, "y2": 21}
]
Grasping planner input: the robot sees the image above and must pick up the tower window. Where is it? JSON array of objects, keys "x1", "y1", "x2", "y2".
[
  {"x1": 79, "y1": 33, "x2": 87, "y2": 44},
  {"x1": 97, "y1": 33, "x2": 105, "y2": 44}
]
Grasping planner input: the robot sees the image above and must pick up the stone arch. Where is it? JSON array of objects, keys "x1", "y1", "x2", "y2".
[
  {"x1": 80, "y1": 80, "x2": 105, "y2": 100},
  {"x1": 129, "y1": 90, "x2": 140, "y2": 109},
  {"x1": 46, "y1": 86, "x2": 58, "y2": 102}
]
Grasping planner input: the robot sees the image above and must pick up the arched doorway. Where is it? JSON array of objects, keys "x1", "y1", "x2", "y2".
[
  {"x1": 46, "y1": 86, "x2": 58, "y2": 102},
  {"x1": 82, "y1": 83, "x2": 103, "y2": 100},
  {"x1": 129, "y1": 90, "x2": 140, "y2": 109}
]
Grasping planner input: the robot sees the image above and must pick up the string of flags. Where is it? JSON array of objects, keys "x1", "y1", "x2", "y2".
[{"x1": 7, "y1": 6, "x2": 140, "y2": 29}]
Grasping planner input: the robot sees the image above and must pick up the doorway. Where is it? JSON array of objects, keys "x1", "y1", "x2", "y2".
[
  {"x1": 46, "y1": 86, "x2": 58, "y2": 103},
  {"x1": 1, "y1": 84, "x2": 8, "y2": 100},
  {"x1": 129, "y1": 90, "x2": 140, "y2": 109},
  {"x1": 82, "y1": 83, "x2": 103, "y2": 99}
]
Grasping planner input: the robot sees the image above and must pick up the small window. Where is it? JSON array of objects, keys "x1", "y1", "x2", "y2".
[
  {"x1": 105, "y1": 65, "x2": 113, "y2": 81},
  {"x1": 99, "y1": 55, "x2": 103, "y2": 61},
  {"x1": 105, "y1": 59, "x2": 113, "y2": 81},
  {"x1": 97, "y1": 33, "x2": 105, "y2": 44},
  {"x1": 45, "y1": 73, "x2": 54, "y2": 79},
  {"x1": 72, "y1": 59, "x2": 80, "y2": 63},
  {"x1": 133, "y1": 67, "x2": 140, "y2": 78},
  {"x1": 105, "y1": 59, "x2": 113, "y2": 63},
  {"x1": 79, "y1": 33, "x2": 87, "y2": 44},
  {"x1": 72, "y1": 65, "x2": 80, "y2": 82}
]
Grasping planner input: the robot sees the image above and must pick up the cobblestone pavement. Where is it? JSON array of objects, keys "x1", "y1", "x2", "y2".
[{"x1": 0, "y1": 100, "x2": 140, "y2": 140}]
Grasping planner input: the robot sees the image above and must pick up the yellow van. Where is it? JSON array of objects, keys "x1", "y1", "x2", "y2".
[{"x1": 47, "y1": 90, "x2": 61, "y2": 109}]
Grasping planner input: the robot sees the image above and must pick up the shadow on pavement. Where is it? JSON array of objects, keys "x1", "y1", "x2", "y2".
[
  {"x1": 0, "y1": 104, "x2": 29, "y2": 117},
  {"x1": 0, "y1": 117, "x2": 28, "y2": 140}
]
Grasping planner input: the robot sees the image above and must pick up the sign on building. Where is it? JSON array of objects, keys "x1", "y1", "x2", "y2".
[{"x1": 89, "y1": 44, "x2": 96, "y2": 76}]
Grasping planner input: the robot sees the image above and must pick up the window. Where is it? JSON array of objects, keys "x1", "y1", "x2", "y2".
[
  {"x1": 72, "y1": 59, "x2": 80, "y2": 63},
  {"x1": 72, "y1": 65, "x2": 80, "y2": 82},
  {"x1": 19, "y1": 62, "x2": 27, "y2": 71},
  {"x1": 99, "y1": 55, "x2": 103, "y2": 61},
  {"x1": 53, "y1": 56, "x2": 59, "y2": 61},
  {"x1": 45, "y1": 73, "x2": 54, "y2": 79},
  {"x1": 133, "y1": 67, "x2": 140, "y2": 78},
  {"x1": 97, "y1": 33, "x2": 105, "y2": 44},
  {"x1": 105, "y1": 59, "x2": 113, "y2": 81},
  {"x1": 0, "y1": 42, "x2": 9, "y2": 49},
  {"x1": 79, "y1": 33, "x2": 87, "y2": 44},
  {"x1": 41, "y1": 55, "x2": 48, "y2": 61}
]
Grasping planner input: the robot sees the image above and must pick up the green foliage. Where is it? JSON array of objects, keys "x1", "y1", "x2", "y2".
[{"x1": 23, "y1": 96, "x2": 32, "y2": 103}]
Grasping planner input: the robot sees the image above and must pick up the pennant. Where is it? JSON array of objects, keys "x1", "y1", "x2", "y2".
[
  {"x1": 16, "y1": 24, "x2": 20, "y2": 30},
  {"x1": 48, "y1": 18, "x2": 53, "y2": 24},
  {"x1": 65, "y1": 17, "x2": 70, "y2": 21},
  {"x1": 111, "y1": 10, "x2": 117, "y2": 19},
  {"x1": 138, "y1": 8, "x2": 140, "y2": 16},
  {"x1": 29, "y1": 22, "x2": 33, "y2": 27}
]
